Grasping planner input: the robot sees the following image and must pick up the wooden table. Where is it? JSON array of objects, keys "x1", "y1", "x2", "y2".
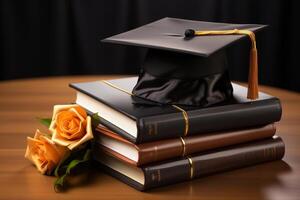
[{"x1": 0, "y1": 76, "x2": 300, "y2": 200}]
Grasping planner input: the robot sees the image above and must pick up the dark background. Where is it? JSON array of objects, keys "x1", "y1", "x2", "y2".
[{"x1": 1, "y1": 0, "x2": 299, "y2": 91}]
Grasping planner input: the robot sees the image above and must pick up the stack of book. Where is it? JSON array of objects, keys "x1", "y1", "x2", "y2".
[{"x1": 70, "y1": 77, "x2": 285, "y2": 191}]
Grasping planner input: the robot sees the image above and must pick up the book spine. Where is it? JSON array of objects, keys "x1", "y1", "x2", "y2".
[
  {"x1": 137, "y1": 98, "x2": 281, "y2": 143},
  {"x1": 137, "y1": 124, "x2": 276, "y2": 166},
  {"x1": 143, "y1": 137, "x2": 285, "y2": 190}
]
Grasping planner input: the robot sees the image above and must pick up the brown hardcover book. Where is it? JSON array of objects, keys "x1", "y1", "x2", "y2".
[
  {"x1": 94, "y1": 136, "x2": 285, "y2": 191},
  {"x1": 95, "y1": 123, "x2": 276, "y2": 166}
]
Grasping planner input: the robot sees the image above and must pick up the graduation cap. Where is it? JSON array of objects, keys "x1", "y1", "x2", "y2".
[{"x1": 102, "y1": 17, "x2": 266, "y2": 107}]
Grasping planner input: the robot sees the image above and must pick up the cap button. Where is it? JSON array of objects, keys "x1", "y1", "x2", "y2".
[{"x1": 184, "y1": 29, "x2": 195, "y2": 38}]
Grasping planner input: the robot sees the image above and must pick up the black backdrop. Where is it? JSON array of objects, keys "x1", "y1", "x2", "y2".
[{"x1": 1, "y1": 0, "x2": 299, "y2": 91}]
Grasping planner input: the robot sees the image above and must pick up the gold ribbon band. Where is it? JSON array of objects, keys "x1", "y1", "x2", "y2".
[
  {"x1": 179, "y1": 137, "x2": 186, "y2": 157},
  {"x1": 102, "y1": 80, "x2": 195, "y2": 179},
  {"x1": 172, "y1": 105, "x2": 189, "y2": 137},
  {"x1": 194, "y1": 29, "x2": 256, "y2": 49},
  {"x1": 187, "y1": 156, "x2": 194, "y2": 179},
  {"x1": 100, "y1": 80, "x2": 190, "y2": 137},
  {"x1": 101, "y1": 80, "x2": 133, "y2": 95}
]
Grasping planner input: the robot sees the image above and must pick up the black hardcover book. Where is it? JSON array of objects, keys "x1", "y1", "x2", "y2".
[
  {"x1": 70, "y1": 77, "x2": 282, "y2": 144},
  {"x1": 93, "y1": 136, "x2": 285, "y2": 191}
]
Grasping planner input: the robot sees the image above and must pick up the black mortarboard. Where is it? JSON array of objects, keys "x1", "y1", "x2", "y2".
[{"x1": 102, "y1": 17, "x2": 266, "y2": 107}]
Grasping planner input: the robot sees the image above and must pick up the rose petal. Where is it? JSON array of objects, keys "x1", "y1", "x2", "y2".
[
  {"x1": 69, "y1": 107, "x2": 86, "y2": 121},
  {"x1": 49, "y1": 104, "x2": 80, "y2": 133},
  {"x1": 52, "y1": 129, "x2": 75, "y2": 146},
  {"x1": 57, "y1": 119, "x2": 85, "y2": 140},
  {"x1": 74, "y1": 106, "x2": 87, "y2": 118},
  {"x1": 53, "y1": 116, "x2": 93, "y2": 150},
  {"x1": 68, "y1": 116, "x2": 93, "y2": 150}
]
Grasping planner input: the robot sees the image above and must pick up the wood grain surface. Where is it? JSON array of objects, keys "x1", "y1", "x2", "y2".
[{"x1": 0, "y1": 76, "x2": 299, "y2": 200}]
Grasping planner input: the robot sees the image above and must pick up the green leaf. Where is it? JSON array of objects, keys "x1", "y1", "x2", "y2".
[
  {"x1": 83, "y1": 149, "x2": 92, "y2": 160},
  {"x1": 65, "y1": 159, "x2": 81, "y2": 174},
  {"x1": 37, "y1": 117, "x2": 52, "y2": 128},
  {"x1": 91, "y1": 113, "x2": 101, "y2": 127},
  {"x1": 54, "y1": 151, "x2": 71, "y2": 177},
  {"x1": 54, "y1": 174, "x2": 67, "y2": 193},
  {"x1": 53, "y1": 148, "x2": 92, "y2": 192},
  {"x1": 65, "y1": 149, "x2": 92, "y2": 174}
]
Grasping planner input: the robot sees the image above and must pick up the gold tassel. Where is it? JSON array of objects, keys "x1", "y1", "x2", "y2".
[
  {"x1": 248, "y1": 47, "x2": 259, "y2": 99},
  {"x1": 193, "y1": 29, "x2": 259, "y2": 100}
]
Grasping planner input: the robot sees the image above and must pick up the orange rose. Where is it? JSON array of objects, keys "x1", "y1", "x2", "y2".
[
  {"x1": 49, "y1": 105, "x2": 93, "y2": 150},
  {"x1": 25, "y1": 129, "x2": 67, "y2": 175}
]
